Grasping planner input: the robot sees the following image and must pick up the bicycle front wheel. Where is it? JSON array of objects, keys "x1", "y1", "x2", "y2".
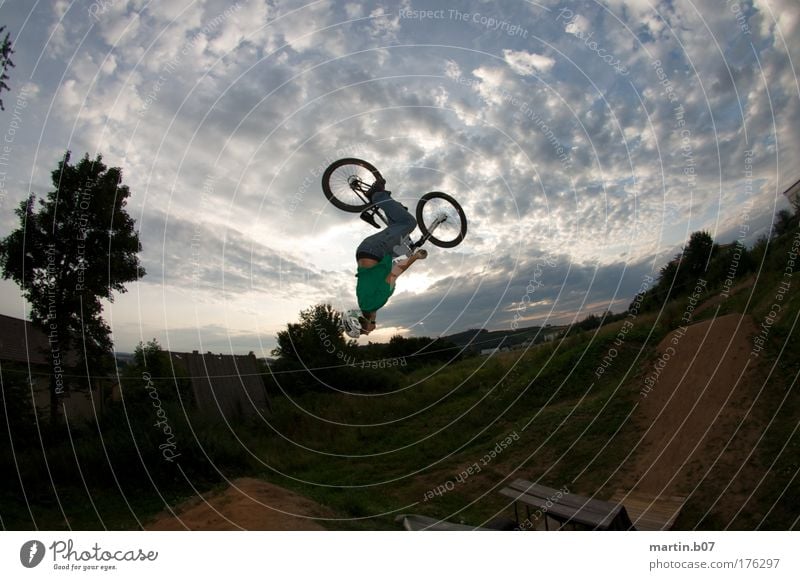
[
  {"x1": 416, "y1": 192, "x2": 468, "y2": 248},
  {"x1": 321, "y1": 158, "x2": 383, "y2": 212}
]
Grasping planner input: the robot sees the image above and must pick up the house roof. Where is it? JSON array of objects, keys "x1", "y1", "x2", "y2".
[
  {"x1": 0, "y1": 314, "x2": 52, "y2": 366},
  {"x1": 0, "y1": 314, "x2": 93, "y2": 369},
  {"x1": 784, "y1": 178, "x2": 800, "y2": 204}
]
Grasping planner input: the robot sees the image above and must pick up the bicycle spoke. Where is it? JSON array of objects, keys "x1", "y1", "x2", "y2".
[
  {"x1": 322, "y1": 158, "x2": 381, "y2": 212},
  {"x1": 328, "y1": 164, "x2": 373, "y2": 207},
  {"x1": 421, "y1": 198, "x2": 463, "y2": 243}
]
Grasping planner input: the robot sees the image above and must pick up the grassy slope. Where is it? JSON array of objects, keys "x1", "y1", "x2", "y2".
[
  {"x1": 4, "y1": 233, "x2": 798, "y2": 531},
  {"x1": 250, "y1": 321, "x2": 665, "y2": 529},
  {"x1": 252, "y1": 232, "x2": 799, "y2": 530}
]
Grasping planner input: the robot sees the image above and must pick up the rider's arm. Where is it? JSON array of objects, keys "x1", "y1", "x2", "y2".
[
  {"x1": 386, "y1": 270, "x2": 399, "y2": 287},
  {"x1": 386, "y1": 253, "x2": 422, "y2": 286}
]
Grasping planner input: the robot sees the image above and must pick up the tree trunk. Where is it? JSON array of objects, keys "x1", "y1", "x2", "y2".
[
  {"x1": 49, "y1": 372, "x2": 59, "y2": 426},
  {"x1": 48, "y1": 330, "x2": 66, "y2": 426}
]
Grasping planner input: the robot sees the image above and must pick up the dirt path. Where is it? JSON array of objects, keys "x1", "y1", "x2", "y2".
[
  {"x1": 145, "y1": 477, "x2": 335, "y2": 530},
  {"x1": 618, "y1": 313, "x2": 758, "y2": 497}
]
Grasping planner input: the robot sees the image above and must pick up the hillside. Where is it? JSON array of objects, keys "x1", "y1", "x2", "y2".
[
  {"x1": 440, "y1": 324, "x2": 566, "y2": 352},
  {"x1": 4, "y1": 229, "x2": 798, "y2": 531},
  {"x1": 138, "y1": 274, "x2": 796, "y2": 530}
]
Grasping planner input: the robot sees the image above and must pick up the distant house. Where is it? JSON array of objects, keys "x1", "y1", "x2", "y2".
[
  {"x1": 480, "y1": 346, "x2": 510, "y2": 355},
  {"x1": 169, "y1": 350, "x2": 270, "y2": 420},
  {"x1": 784, "y1": 178, "x2": 800, "y2": 206},
  {"x1": 0, "y1": 314, "x2": 111, "y2": 421}
]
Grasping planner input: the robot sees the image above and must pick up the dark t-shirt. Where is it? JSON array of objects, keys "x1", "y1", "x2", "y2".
[{"x1": 356, "y1": 254, "x2": 395, "y2": 312}]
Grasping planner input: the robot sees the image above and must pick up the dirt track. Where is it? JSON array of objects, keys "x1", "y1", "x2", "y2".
[
  {"x1": 145, "y1": 477, "x2": 333, "y2": 530},
  {"x1": 620, "y1": 313, "x2": 758, "y2": 496}
]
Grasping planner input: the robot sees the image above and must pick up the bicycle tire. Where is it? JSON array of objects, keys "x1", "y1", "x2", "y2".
[
  {"x1": 416, "y1": 191, "x2": 468, "y2": 248},
  {"x1": 321, "y1": 158, "x2": 383, "y2": 212}
]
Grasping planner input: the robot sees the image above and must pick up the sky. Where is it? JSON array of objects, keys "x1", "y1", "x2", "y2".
[{"x1": 0, "y1": 0, "x2": 798, "y2": 356}]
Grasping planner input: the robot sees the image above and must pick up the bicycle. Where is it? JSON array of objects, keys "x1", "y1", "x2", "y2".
[
  {"x1": 321, "y1": 157, "x2": 468, "y2": 256},
  {"x1": 321, "y1": 157, "x2": 468, "y2": 337}
]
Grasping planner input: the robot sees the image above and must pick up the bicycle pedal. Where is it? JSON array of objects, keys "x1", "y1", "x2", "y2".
[{"x1": 360, "y1": 210, "x2": 381, "y2": 229}]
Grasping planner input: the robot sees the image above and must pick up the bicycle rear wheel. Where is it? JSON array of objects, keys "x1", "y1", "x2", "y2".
[
  {"x1": 321, "y1": 158, "x2": 383, "y2": 212},
  {"x1": 416, "y1": 192, "x2": 467, "y2": 248}
]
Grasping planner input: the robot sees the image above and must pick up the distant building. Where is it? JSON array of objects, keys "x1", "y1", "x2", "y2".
[
  {"x1": 784, "y1": 178, "x2": 800, "y2": 206},
  {"x1": 480, "y1": 344, "x2": 511, "y2": 356},
  {"x1": 169, "y1": 350, "x2": 270, "y2": 419},
  {"x1": 0, "y1": 315, "x2": 270, "y2": 423},
  {"x1": 0, "y1": 314, "x2": 111, "y2": 421}
]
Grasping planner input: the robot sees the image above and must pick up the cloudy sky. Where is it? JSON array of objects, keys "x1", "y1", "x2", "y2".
[{"x1": 0, "y1": 0, "x2": 798, "y2": 355}]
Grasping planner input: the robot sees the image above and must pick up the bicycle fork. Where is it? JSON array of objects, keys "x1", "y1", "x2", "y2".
[{"x1": 397, "y1": 214, "x2": 447, "y2": 257}]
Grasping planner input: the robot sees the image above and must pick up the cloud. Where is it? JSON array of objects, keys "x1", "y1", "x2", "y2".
[
  {"x1": 502, "y1": 49, "x2": 555, "y2": 76},
  {"x1": 376, "y1": 250, "x2": 659, "y2": 337},
  {"x1": 0, "y1": 0, "x2": 798, "y2": 352}
]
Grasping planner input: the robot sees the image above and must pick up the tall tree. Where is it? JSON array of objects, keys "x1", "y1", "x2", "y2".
[
  {"x1": 0, "y1": 152, "x2": 145, "y2": 422},
  {"x1": 682, "y1": 230, "x2": 716, "y2": 277},
  {"x1": 0, "y1": 25, "x2": 14, "y2": 111}
]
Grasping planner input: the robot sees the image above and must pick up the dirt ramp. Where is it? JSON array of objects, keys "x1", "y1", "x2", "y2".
[
  {"x1": 146, "y1": 477, "x2": 334, "y2": 530},
  {"x1": 629, "y1": 313, "x2": 757, "y2": 495}
]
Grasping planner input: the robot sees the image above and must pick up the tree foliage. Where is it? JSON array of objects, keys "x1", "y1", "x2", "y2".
[
  {"x1": 0, "y1": 25, "x2": 14, "y2": 111},
  {"x1": 122, "y1": 338, "x2": 192, "y2": 405},
  {"x1": 683, "y1": 230, "x2": 716, "y2": 276},
  {"x1": 270, "y1": 303, "x2": 408, "y2": 393},
  {"x1": 0, "y1": 362, "x2": 37, "y2": 441},
  {"x1": 365, "y1": 334, "x2": 462, "y2": 366},
  {"x1": 0, "y1": 152, "x2": 145, "y2": 420},
  {"x1": 272, "y1": 303, "x2": 349, "y2": 365},
  {"x1": 772, "y1": 209, "x2": 798, "y2": 238}
]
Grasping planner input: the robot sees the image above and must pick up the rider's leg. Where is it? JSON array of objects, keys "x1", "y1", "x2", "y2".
[
  {"x1": 372, "y1": 190, "x2": 416, "y2": 235},
  {"x1": 356, "y1": 190, "x2": 416, "y2": 259}
]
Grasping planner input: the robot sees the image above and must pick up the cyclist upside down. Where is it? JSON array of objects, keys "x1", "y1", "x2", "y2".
[{"x1": 353, "y1": 177, "x2": 426, "y2": 335}]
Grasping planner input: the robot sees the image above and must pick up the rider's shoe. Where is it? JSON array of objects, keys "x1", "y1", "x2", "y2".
[
  {"x1": 360, "y1": 209, "x2": 381, "y2": 229},
  {"x1": 364, "y1": 177, "x2": 386, "y2": 201}
]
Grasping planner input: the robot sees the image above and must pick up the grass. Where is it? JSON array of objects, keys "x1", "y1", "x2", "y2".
[
  {"x1": 3, "y1": 232, "x2": 799, "y2": 531},
  {"x1": 242, "y1": 327, "x2": 656, "y2": 530}
]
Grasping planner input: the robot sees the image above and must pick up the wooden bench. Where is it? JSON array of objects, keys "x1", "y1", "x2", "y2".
[
  {"x1": 609, "y1": 490, "x2": 686, "y2": 530},
  {"x1": 499, "y1": 479, "x2": 636, "y2": 530}
]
